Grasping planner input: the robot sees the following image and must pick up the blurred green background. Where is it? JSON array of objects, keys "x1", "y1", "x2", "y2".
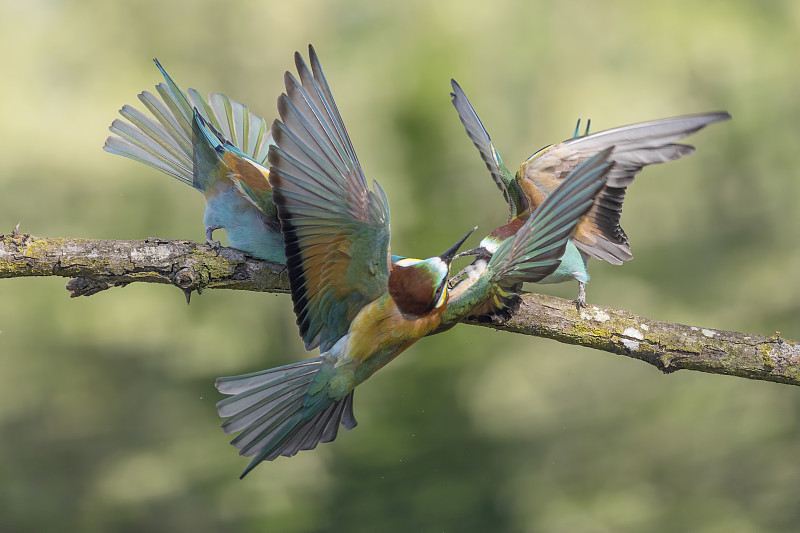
[{"x1": 1, "y1": 1, "x2": 799, "y2": 531}]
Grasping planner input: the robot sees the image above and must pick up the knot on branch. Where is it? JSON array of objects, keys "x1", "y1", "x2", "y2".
[
  {"x1": 172, "y1": 267, "x2": 197, "y2": 289},
  {"x1": 172, "y1": 266, "x2": 204, "y2": 304}
]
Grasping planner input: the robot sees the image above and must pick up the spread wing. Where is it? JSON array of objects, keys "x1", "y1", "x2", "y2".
[
  {"x1": 269, "y1": 46, "x2": 391, "y2": 352},
  {"x1": 449, "y1": 80, "x2": 526, "y2": 219},
  {"x1": 443, "y1": 149, "x2": 614, "y2": 324},
  {"x1": 516, "y1": 112, "x2": 731, "y2": 264}
]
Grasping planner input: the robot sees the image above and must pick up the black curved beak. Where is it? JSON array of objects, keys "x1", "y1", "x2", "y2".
[{"x1": 440, "y1": 226, "x2": 477, "y2": 265}]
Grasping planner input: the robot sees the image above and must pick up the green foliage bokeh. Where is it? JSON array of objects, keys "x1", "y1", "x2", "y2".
[{"x1": 1, "y1": 1, "x2": 799, "y2": 531}]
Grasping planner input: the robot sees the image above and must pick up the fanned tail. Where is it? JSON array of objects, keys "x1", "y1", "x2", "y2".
[
  {"x1": 216, "y1": 357, "x2": 356, "y2": 478},
  {"x1": 104, "y1": 59, "x2": 273, "y2": 191}
]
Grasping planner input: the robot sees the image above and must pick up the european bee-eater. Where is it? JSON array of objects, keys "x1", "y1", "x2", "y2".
[
  {"x1": 449, "y1": 80, "x2": 731, "y2": 308},
  {"x1": 444, "y1": 149, "x2": 616, "y2": 327},
  {"x1": 214, "y1": 46, "x2": 614, "y2": 477},
  {"x1": 104, "y1": 60, "x2": 285, "y2": 263}
]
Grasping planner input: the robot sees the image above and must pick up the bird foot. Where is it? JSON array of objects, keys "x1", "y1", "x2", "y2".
[
  {"x1": 573, "y1": 282, "x2": 587, "y2": 312},
  {"x1": 205, "y1": 226, "x2": 223, "y2": 255},
  {"x1": 207, "y1": 240, "x2": 222, "y2": 255}
]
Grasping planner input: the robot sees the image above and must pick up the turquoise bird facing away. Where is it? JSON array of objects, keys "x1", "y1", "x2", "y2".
[
  {"x1": 214, "y1": 46, "x2": 614, "y2": 477},
  {"x1": 449, "y1": 80, "x2": 731, "y2": 308},
  {"x1": 103, "y1": 60, "x2": 285, "y2": 264}
]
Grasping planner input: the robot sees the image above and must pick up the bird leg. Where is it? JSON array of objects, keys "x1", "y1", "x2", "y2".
[
  {"x1": 205, "y1": 225, "x2": 223, "y2": 255},
  {"x1": 573, "y1": 281, "x2": 587, "y2": 311}
]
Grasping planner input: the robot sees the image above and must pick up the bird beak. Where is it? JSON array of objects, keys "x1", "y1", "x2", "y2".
[
  {"x1": 454, "y1": 247, "x2": 484, "y2": 259},
  {"x1": 440, "y1": 226, "x2": 477, "y2": 265}
]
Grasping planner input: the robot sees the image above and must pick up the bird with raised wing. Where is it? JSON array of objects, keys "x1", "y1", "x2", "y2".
[
  {"x1": 441, "y1": 147, "x2": 616, "y2": 327},
  {"x1": 214, "y1": 46, "x2": 614, "y2": 477},
  {"x1": 450, "y1": 80, "x2": 731, "y2": 308},
  {"x1": 104, "y1": 60, "x2": 284, "y2": 264}
]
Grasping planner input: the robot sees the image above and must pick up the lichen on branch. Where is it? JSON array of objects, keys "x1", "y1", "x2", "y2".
[
  {"x1": 0, "y1": 230, "x2": 289, "y2": 299},
  {"x1": 2, "y1": 231, "x2": 797, "y2": 386}
]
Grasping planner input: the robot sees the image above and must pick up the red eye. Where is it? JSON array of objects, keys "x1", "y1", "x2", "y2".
[{"x1": 433, "y1": 281, "x2": 446, "y2": 304}]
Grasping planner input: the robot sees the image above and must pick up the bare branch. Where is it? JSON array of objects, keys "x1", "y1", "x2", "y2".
[{"x1": 2, "y1": 231, "x2": 797, "y2": 386}]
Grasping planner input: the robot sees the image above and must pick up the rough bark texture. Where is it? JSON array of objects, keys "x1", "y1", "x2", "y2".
[
  {"x1": 2, "y1": 231, "x2": 798, "y2": 386},
  {"x1": 0, "y1": 231, "x2": 289, "y2": 299},
  {"x1": 466, "y1": 296, "x2": 799, "y2": 386}
]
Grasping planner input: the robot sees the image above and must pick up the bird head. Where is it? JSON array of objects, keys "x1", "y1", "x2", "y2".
[{"x1": 388, "y1": 227, "x2": 476, "y2": 316}]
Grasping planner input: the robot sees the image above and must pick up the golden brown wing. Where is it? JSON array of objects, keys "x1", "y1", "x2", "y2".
[{"x1": 517, "y1": 112, "x2": 731, "y2": 263}]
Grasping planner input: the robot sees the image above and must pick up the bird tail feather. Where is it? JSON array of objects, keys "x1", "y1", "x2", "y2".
[{"x1": 216, "y1": 357, "x2": 356, "y2": 478}]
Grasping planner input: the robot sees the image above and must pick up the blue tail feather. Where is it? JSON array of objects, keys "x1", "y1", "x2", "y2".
[{"x1": 216, "y1": 357, "x2": 357, "y2": 478}]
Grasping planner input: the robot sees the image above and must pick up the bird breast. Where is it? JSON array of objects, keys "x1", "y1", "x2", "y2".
[{"x1": 341, "y1": 295, "x2": 444, "y2": 371}]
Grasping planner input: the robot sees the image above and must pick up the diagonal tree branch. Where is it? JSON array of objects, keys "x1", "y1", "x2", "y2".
[
  {"x1": 2, "y1": 230, "x2": 798, "y2": 386},
  {"x1": 476, "y1": 294, "x2": 799, "y2": 386}
]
